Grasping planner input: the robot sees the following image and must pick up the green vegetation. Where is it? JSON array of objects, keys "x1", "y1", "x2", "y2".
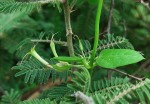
[{"x1": 0, "y1": 0, "x2": 150, "y2": 103}]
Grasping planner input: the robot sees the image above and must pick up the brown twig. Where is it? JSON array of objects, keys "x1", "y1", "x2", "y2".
[
  {"x1": 122, "y1": 19, "x2": 127, "y2": 37},
  {"x1": 133, "y1": 59, "x2": 150, "y2": 76},
  {"x1": 63, "y1": 0, "x2": 74, "y2": 56},
  {"x1": 107, "y1": 0, "x2": 115, "y2": 80},
  {"x1": 70, "y1": 0, "x2": 77, "y2": 9},
  {"x1": 37, "y1": 0, "x2": 65, "y2": 4},
  {"x1": 106, "y1": 0, "x2": 115, "y2": 34},
  {"x1": 110, "y1": 68, "x2": 144, "y2": 81},
  {"x1": 136, "y1": 0, "x2": 150, "y2": 10}
]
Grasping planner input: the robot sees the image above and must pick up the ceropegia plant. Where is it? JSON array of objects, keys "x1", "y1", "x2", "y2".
[{"x1": 1, "y1": 0, "x2": 150, "y2": 104}]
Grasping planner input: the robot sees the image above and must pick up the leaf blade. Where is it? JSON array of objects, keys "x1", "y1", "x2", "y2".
[{"x1": 96, "y1": 49, "x2": 144, "y2": 68}]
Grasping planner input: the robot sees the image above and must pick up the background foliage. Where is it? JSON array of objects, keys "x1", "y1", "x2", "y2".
[{"x1": 0, "y1": 0, "x2": 150, "y2": 103}]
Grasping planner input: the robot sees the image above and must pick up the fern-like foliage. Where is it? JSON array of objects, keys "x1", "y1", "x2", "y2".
[
  {"x1": 74, "y1": 39, "x2": 91, "y2": 57},
  {"x1": 39, "y1": 84, "x2": 73, "y2": 101},
  {"x1": 12, "y1": 57, "x2": 72, "y2": 84},
  {"x1": 0, "y1": 0, "x2": 40, "y2": 13},
  {"x1": 90, "y1": 78, "x2": 150, "y2": 104},
  {"x1": 19, "y1": 98, "x2": 75, "y2": 104},
  {"x1": 67, "y1": 67, "x2": 91, "y2": 94},
  {"x1": 0, "y1": 12, "x2": 26, "y2": 32},
  {"x1": 1, "y1": 89, "x2": 21, "y2": 104},
  {"x1": 14, "y1": 32, "x2": 46, "y2": 57},
  {"x1": 74, "y1": 35, "x2": 134, "y2": 57},
  {"x1": 0, "y1": 0, "x2": 61, "y2": 13},
  {"x1": 97, "y1": 35, "x2": 134, "y2": 51},
  {"x1": 19, "y1": 98, "x2": 56, "y2": 104}
]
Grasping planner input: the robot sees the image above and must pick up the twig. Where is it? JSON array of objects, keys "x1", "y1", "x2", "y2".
[
  {"x1": 63, "y1": 0, "x2": 74, "y2": 56},
  {"x1": 106, "y1": 0, "x2": 114, "y2": 34},
  {"x1": 136, "y1": 0, "x2": 150, "y2": 10},
  {"x1": 31, "y1": 39, "x2": 67, "y2": 46},
  {"x1": 70, "y1": 0, "x2": 77, "y2": 9},
  {"x1": 107, "y1": 70, "x2": 113, "y2": 80},
  {"x1": 107, "y1": 0, "x2": 115, "y2": 80},
  {"x1": 122, "y1": 19, "x2": 127, "y2": 37},
  {"x1": 37, "y1": 0, "x2": 65, "y2": 4},
  {"x1": 140, "y1": 0, "x2": 150, "y2": 10},
  {"x1": 133, "y1": 59, "x2": 150, "y2": 76},
  {"x1": 110, "y1": 68, "x2": 144, "y2": 81}
]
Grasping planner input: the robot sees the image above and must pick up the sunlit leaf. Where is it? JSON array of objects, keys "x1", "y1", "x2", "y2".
[{"x1": 96, "y1": 49, "x2": 144, "y2": 68}]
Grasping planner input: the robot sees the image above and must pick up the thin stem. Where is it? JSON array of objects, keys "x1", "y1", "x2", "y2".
[
  {"x1": 122, "y1": 19, "x2": 127, "y2": 37},
  {"x1": 63, "y1": 1, "x2": 74, "y2": 56},
  {"x1": 133, "y1": 59, "x2": 150, "y2": 76},
  {"x1": 37, "y1": 0, "x2": 64, "y2": 4},
  {"x1": 106, "y1": 0, "x2": 115, "y2": 80},
  {"x1": 107, "y1": 70, "x2": 113, "y2": 80},
  {"x1": 110, "y1": 68, "x2": 144, "y2": 81},
  {"x1": 31, "y1": 39, "x2": 67, "y2": 46},
  {"x1": 138, "y1": 0, "x2": 150, "y2": 11},
  {"x1": 106, "y1": 0, "x2": 114, "y2": 34},
  {"x1": 70, "y1": 0, "x2": 77, "y2": 9},
  {"x1": 90, "y1": 0, "x2": 103, "y2": 67}
]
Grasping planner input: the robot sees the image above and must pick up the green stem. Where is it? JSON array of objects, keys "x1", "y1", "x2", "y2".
[{"x1": 90, "y1": 0, "x2": 103, "y2": 67}]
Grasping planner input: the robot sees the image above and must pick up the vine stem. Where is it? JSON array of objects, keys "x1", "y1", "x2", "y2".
[
  {"x1": 90, "y1": 0, "x2": 103, "y2": 67},
  {"x1": 63, "y1": 0, "x2": 74, "y2": 56}
]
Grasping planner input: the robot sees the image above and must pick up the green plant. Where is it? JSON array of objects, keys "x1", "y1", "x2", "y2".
[{"x1": 0, "y1": 0, "x2": 150, "y2": 104}]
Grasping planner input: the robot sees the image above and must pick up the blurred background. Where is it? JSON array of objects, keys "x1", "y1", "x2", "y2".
[{"x1": 0, "y1": 0, "x2": 150, "y2": 101}]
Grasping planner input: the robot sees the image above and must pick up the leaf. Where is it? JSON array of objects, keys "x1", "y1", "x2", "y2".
[
  {"x1": 53, "y1": 56, "x2": 83, "y2": 62},
  {"x1": 96, "y1": 49, "x2": 144, "y2": 68}
]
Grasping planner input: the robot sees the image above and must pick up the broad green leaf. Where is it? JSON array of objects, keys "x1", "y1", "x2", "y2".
[
  {"x1": 53, "y1": 56, "x2": 83, "y2": 62},
  {"x1": 96, "y1": 49, "x2": 144, "y2": 68}
]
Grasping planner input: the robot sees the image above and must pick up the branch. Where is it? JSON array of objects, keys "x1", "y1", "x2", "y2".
[
  {"x1": 122, "y1": 19, "x2": 127, "y2": 37},
  {"x1": 63, "y1": 1, "x2": 74, "y2": 56},
  {"x1": 110, "y1": 68, "x2": 144, "y2": 81},
  {"x1": 136, "y1": 0, "x2": 150, "y2": 11},
  {"x1": 70, "y1": 0, "x2": 77, "y2": 9},
  {"x1": 133, "y1": 59, "x2": 150, "y2": 76},
  {"x1": 106, "y1": 0, "x2": 115, "y2": 80},
  {"x1": 106, "y1": 0, "x2": 114, "y2": 34},
  {"x1": 31, "y1": 39, "x2": 67, "y2": 46},
  {"x1": 37, "y1": 0, "x2": 65, "y2": 4}
]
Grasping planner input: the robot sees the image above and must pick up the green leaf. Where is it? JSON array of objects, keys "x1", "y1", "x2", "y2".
[
  {"x1": 53, "y1": 56, "x2": 83, "y2": 62},
  {"x1": 96, "y1": 49, "x2": 144, "y2": 68}
]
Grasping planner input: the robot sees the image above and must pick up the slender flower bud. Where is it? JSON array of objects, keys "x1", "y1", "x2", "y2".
[
  {"x1": 30, "y1": 47, "x2": 52, "y2": 68},
  {"x1": 50, "y1": 40, "x2": 58, "y2": 57},
  {"x1": 79, "y1": 39, "x2": 83, "y2": 52}
]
